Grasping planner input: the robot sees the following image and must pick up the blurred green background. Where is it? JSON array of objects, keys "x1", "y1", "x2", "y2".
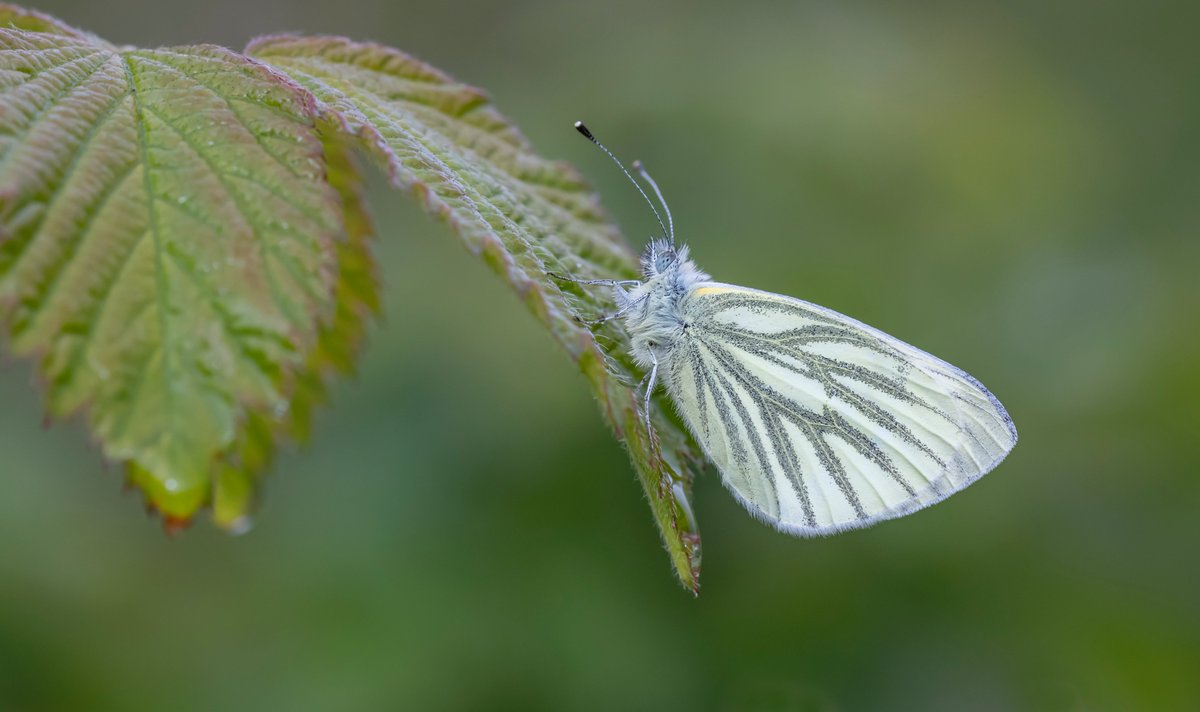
[{"x1": 2, "y1": 0, "x2": 1197, "y2": 709}]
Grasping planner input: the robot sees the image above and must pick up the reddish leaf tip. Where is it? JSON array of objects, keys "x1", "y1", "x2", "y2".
[{"x1": 162, "y1": 514, "x2": 193, "y2": 537}]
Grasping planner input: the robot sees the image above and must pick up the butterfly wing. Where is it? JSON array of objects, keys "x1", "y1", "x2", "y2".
[{"x1": 666, "y1": 283, "x2": 1017, "y2": 535}]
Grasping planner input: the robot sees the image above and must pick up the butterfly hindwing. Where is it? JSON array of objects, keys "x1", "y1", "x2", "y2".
[{"x1": 667, "y1": 283, "x2": 1017, "y2": 535}]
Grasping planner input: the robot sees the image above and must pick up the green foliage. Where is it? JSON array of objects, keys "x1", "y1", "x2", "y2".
[{"x1": 0, "y1": 5, "x2": 702, "y2": 588}]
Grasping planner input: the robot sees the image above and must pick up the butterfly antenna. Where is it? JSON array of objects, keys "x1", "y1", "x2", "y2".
[
  {"x1": 575, "y1": 121, "x2": 670, "y2": 243},
  {"x1": 631, "y1": 159, "x2": 674, "y2": 246}
]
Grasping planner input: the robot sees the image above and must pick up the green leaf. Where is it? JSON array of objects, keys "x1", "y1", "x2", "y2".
[
  {"x1": 0, "y1": 6, "x2": 704, "y2": 590},
  {"x1": 0, "y1": 8, "x2": 344, "y2": 518},
  {"x1": 247, "y1": 36, "x2": 704, "y2": 590}
]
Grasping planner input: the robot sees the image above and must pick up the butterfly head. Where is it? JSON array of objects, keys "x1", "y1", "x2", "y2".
[{"x1": 641, "y1": 238, "x2": 680, "y2": 278}]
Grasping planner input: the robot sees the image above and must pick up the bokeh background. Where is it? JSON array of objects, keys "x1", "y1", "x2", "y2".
[{"x1": 2, "y1": 0, "x2": 1197, "y2": 709}]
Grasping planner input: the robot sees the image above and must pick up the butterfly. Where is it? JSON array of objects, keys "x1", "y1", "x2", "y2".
[{"x1": 562, "y1": 122, "x2": 1017, "y2": 535}]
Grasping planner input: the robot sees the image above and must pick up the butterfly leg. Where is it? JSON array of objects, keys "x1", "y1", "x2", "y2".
[
  {"x1": 549, "y1": 272, "x2": 645, "y2": 326},
  {"x1": 577, "y1": 295, "x2": 646, "y2": 327},
  {"x1": 547, "y1": 272, "x2": 641, "y2": 288},
  {"x1": 641, "y1": 351, "x2": 659, "y2": 439}
]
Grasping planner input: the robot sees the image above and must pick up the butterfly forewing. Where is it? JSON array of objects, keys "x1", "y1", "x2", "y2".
[{"x1": 669, "y1": 284, "x2": 1017, "y2": 535}]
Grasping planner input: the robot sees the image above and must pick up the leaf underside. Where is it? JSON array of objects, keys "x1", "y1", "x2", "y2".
[{"x1": 0, "y1": 6, "x2": 704, "y2": 590}]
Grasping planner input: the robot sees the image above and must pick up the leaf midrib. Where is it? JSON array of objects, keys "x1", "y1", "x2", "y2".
[{"x1": 119, "y1": 51, "x2": 176, "y2": 456}]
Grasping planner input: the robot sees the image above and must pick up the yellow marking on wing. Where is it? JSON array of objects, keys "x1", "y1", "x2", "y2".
[{"x1": 692, "y1": 286, "x2": 743, "y2": 297}]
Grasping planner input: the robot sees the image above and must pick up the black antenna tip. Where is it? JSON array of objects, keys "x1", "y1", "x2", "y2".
[{"x1": 574, "y1": 120, "x2": 596, "y2": 142}]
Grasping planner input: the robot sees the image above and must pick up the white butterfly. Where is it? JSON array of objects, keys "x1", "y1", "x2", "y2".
[{"x1": 565, "y1": 122, "x2": 1017, "y2": 536}]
